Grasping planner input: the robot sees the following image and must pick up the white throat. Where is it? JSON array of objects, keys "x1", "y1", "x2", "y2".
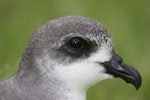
[{"x1": 60, "y1": 89, "x2": 86, "y2": 100}]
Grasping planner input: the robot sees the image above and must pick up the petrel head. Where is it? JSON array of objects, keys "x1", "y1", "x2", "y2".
[{"x1": 19, "y1": 16, "x2": 141, "y2": 92}]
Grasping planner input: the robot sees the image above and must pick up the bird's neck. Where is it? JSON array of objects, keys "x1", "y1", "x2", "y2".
[
  {"x1": 55, "y1": 89, "x2": 86, "y2": 100},
  {"x1": 16, "y1": 68, "x2": 87, "y2": 100},
  {"x1": 42, "y1": 76, "x2": 87, "y2": 100},
  {"x1": 65, "y1": 91, "x2": 86, "y2": 100}
]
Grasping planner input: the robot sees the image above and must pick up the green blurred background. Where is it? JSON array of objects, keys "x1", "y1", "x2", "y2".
[{"x1": 0, "y1": 0, "x2": 149, "y2": 100}]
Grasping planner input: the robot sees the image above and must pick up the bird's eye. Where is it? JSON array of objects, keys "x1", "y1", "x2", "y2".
[
  {"x1": 69, "y1": 37, "x2": 84, "y2": 49},
  {"x1": 59, "y1": 36, "x2": 96, "y2": 57}
]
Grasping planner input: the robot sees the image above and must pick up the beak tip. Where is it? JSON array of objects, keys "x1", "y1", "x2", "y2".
[
  {"x1": 133, "y1": 81, "x2": 141, "y2": 90},
  {"x1": 124, "y1": 69, "x2": 142, "y2": 90},
  {"x1": 135, "y1": 75, "x2": 142, "y2": 90},
  {"x1": 131, "y1": 68, "x2": 142, "y2": 90},
  {"x1": 135, "y1": 83, "x2": 141, "y2": 91}
]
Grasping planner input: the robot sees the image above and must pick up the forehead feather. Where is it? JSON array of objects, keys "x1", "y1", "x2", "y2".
[{"x1": 35, "y1": 16, "x2": 111, "y2": 44}]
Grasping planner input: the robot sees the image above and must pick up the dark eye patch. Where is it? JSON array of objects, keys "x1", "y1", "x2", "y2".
[{"x1": 59, "y1": 36, "x2": 97, "y2": 58}]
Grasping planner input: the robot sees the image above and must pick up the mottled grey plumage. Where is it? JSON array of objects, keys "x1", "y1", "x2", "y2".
[{"x1": 0, "y1": 16, "x2": 141, "y2": 100}]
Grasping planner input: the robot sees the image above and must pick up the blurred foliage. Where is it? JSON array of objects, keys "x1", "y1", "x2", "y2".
[{"x1": 0, "y1": 0, "x2": 150, "y2": 100}]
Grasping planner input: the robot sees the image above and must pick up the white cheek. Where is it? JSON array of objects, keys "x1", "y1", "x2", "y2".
[{"x1": 55, "y1": 62, "x2": 113, "y2": 91}]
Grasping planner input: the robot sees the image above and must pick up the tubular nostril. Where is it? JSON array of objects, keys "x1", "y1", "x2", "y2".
[{"x1": 112, "y1": 54, "x2": 123, "y2": 64}]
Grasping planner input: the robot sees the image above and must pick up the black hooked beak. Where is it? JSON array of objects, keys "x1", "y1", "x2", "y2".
[{"x1": 102, "y1": 54, "x2": 142, "y2": 90}]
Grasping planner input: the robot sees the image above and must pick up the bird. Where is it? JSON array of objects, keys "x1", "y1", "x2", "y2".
[{"x1": 0, "y1": 16, "x2": 142, "y2": 100}]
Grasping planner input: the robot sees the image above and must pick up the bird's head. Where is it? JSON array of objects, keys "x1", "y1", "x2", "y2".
[{"x1": 20, "y1": 16, "x2": 141, "y2": 92}]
